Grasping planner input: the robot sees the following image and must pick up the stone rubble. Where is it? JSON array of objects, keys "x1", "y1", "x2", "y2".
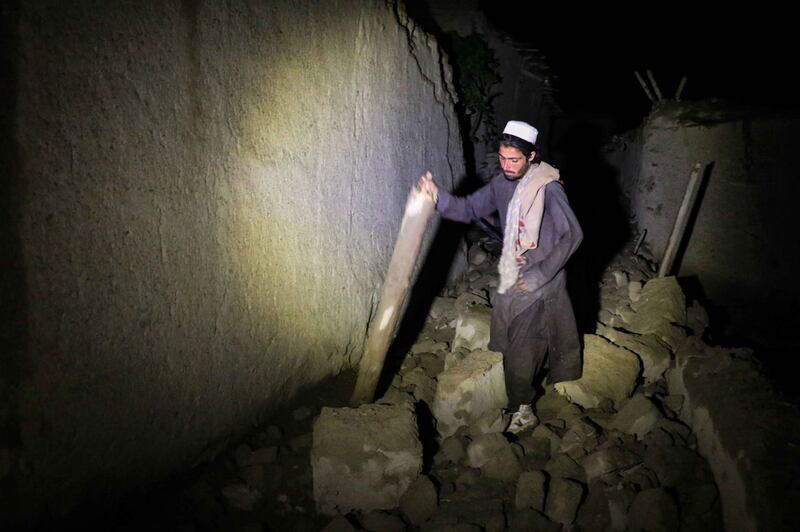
[
  {"x1": 311, "y1": 400, "x2": 423, "y2": 515},
  {"x1": 120, "y1": 239, "x2": 733, "y2": 531}
]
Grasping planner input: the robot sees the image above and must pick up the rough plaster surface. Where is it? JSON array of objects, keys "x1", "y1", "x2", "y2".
[
  {"x1": 667, "y1": 337, "x2": 800, "y2": 530},
  {"x1": 3, "y1": 0, "x2": 464, "y2": 519}
]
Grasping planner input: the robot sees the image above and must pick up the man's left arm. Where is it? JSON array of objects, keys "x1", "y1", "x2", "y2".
[{"x1": 517, "y1": 183, "x2": 583, "y2": 292}]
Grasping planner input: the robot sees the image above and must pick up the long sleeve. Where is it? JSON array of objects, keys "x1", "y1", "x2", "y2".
[
  {"x1": 519, "y1": 183, "x2": 583, "y2": 292},
  {"x1": 437, "y1": 181, "x2": 499, "y2": 224}
]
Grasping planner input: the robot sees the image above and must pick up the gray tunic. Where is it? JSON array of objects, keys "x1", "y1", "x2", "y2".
[{"x1": 437, "y1": 170, "x2": 584, "y2": 401}]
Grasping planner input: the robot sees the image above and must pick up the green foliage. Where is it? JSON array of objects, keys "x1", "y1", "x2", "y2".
[{"x1": 447, "y1": 32, "x2": 502, "y2": 142}]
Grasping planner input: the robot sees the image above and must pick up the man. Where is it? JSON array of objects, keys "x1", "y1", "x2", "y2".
[{"x1": 417, "y1": 120, "x2": 583, "y2": 433}]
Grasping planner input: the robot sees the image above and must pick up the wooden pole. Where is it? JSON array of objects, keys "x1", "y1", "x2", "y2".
[
  {"x1": 658, "y1": 163, "x2": 703, "y2": 277},
  {"x1": 634, "y1": 228, "x2": 647, "y2": 255},
  {"x1": 350, "y1": 178, "x2": 436, "y2": 405},
  {"x1": 646, "y1": 69, "x2": 663, "y2": 102},
  {"x1": 675, "y1": 75, "x2": 688, "y2": 101},
  {"x1": 634, "y1": 71, "x2": 655, "y2": 104}
]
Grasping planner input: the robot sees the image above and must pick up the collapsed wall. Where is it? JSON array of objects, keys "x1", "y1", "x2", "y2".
[
  {"x1": 0, "y1": 0, "x2": 464, "y2": 521},
  {"x1": 605, "y1": 101, "x2": 800, "y2": 345},
  {"x1": 604, "y1": 101, "x2": 800, "y2": 529}
]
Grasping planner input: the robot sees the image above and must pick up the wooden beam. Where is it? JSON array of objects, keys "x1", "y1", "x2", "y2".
[
  {"x1": 350, "y1": 179, "x2": 436, "y2": 405},
  {"x1": 658, "y1": 163, "x2": 704, "y2": 277}
]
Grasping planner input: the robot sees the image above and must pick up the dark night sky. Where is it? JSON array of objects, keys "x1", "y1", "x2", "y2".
[{"x1": 480, "y1": 2, "x2": 797, "y2": 129}]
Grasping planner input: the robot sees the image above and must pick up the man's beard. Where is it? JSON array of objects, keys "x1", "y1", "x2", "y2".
[{"x1": 504, "y1": 164, "x2": 529, "y2": 179}]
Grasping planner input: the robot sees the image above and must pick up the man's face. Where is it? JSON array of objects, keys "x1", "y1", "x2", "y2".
[{"x1": 498, "y1": 145, "x2": 533, "y2": 180}]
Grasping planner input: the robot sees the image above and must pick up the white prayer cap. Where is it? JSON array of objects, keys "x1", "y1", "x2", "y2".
[{"x1": 503, "y1": 120, "x2": 538, "y2": 144}]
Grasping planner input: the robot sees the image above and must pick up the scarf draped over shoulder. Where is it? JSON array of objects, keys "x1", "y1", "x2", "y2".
[{"x1": 497, "y1": 161, "x2": 560, "y2": 294}]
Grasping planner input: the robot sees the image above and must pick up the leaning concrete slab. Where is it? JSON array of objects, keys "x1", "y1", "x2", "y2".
[{"x1": 311, "y1": 400, "x2": 422, "y2": 515}]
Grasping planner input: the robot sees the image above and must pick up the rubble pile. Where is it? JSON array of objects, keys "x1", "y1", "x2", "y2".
[
  {"x1": 146, "y1": 239, "x2": 734, "y2": 531},
  {"x1": 306, "y1": 240, "x2": 724, "y2": 531}
]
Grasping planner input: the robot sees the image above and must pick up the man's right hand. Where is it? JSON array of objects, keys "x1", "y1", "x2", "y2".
[{"x1": 417, "y1": 171, "x2": 439, "y2": 203}]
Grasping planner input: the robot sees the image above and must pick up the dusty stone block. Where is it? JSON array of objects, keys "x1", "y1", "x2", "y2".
[
  {"x1": 545, "y1": 477, "x2": 584, "y2": 525},
  {"x1": 531, "y1": 424, "x2": 561, "y2": 452},
  {"x1": 605, "y1": 483, "x2": 637, "y2": 531},
  {"x1": 466, "y1": 433, "x2": 511, "y2": 468},
  {"x1": 580, "y1": 443, "x2": 642, "y2": 482},
  {"x1": 292, "y1": 406, "x2": 313, "y2": 421},
  {"x1": 554, "y1": 334, "x2": 641, "y2": 409},
  {"x1": 686, "y1": 300, "x2": 710, "y2": 336},
  {"x1": 467, "y1": 408, "x2": 508, "y2": 436},
  {"x1": 454, "y1": 291, "x2": 490, "y2": 310},
  {"x1": 400, "y1": 475, "x2": 438, "y2": 525},
  {"x1": 455, "y1": 468, "x2": 481, "y2": 490},
  {"x1": 250, "y1": 446, "x2": 278, "y2": 465},
  {"x1": 545, "y1": 454, "x2": 586, "y2": 483},
  {"x1": 609, "y1": 394, "x2": 662, "y2": 439},
  {"x1": 361, "y1": 511, "x2": 407, "y2": 532},
  {"x1": 289, "y1": 432, "x2": 313, "y2": 453},
  {"x1": 662, "y1": 394, "x2": 684, "y2": 416},
  {"x1": 402, "y1": 367, "x2": 436, "y2": 405},
  {"x1": 597, "y1": 309, "x2": 615, "y2": 325},
  {"x1": 518, "y1": 435, "x2": 551, "y2": 461},
  {"x1": 451, "y1": 305, "x2": 492, "y2": 352},
  {"x1": 630, "y1": 276, "x2": 686, "y2": 325},
  {"x1": 417, "y1": 352, "x2": 445, "y2": 377},
  {"x1": 619, "y1": 464, "x2": 659, "y2": 491},
  {"x1": 575, "y1": 480, "x2": 612, "y2": 532},
  {"x1": 481, "y1": 446, "x2": 521, "y2": 483},
  {"x1": 558, "y1": 418, "x2": 600, "y2": 456},
  {"x1": 429, "y1": 297, "x2": 456, "y2": 321},
  {"x1": 240, "y1": 464, "x2": 266, "y2": 492},
  {"x1": 378, "y1": 386, "x2": 413, "y2": 406},
  {"x1": 443, "y1": 347, "x2": 469, "y2": 371},
  {"x1": 643, "y1": 427, "x2": 675, "y2": 447},
  {"x1": 432, "y1": 350, "x2": 508, "y2": 439},
  {"x1": 321, "y1": 516, "x2": 357, "y2": 532},
  {"x1": 597, "y1": 326, "x2": 672, "y2": 384},
  {"x1": 557, "y1": 403, "x2": 584, "y2": 421},
  {"x1": 311, "y1": 401, "x2": 422, "y2": 514},
  {"x1": 221, "y1": 483, "x2": 261, "y2": 511},
  {"x1": 627, "y1": 488, "x2": 679, "y2": 532},
  {"x1": 643, "y1": 445, "x2": 713, "y2": 488},
  {"x1": 515, "y1": 470, "x2": 546, "y2": 511},
  {"x1": 411, "y1": 339, "x2": 448, "y2": 355},
  {"x1": 435, "y1": 436, "x2": 466, "y2": 466},
  {"x1": 679, "y1": 482, "x2": 719, "y2": 521},
  {"x1": 469, "y1": 245, "x2": 488, "y2": 266},
  {"x1": 628, "y1": 280, "x2": 642, "y2": 302},
  {"x1": 508, "y1": 509, "x2": 560, "y2": 532},
  {"x1": 534, "y1": 386, "x2": 572, "y2": 421},
  {"x1": 622, "y1": 277, "x2": 689, "y2": 349}
]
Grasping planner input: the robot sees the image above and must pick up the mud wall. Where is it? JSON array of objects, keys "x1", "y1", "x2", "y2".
[
  {"x1": 0, "y1": 0, "x2": 464, "y2": 520},
  {"x1": 606, "y1": 103, "x2": 800, "y2": 344}
]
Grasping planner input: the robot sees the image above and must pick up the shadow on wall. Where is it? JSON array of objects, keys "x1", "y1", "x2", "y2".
[
  {"x1": 554, "y1": 121, "x2": 630, "y2": 333},
  {"x1": 0, "y1": 0, "x2": 30, "y2": 523}
]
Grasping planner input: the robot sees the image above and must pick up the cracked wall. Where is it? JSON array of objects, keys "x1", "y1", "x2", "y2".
[{"x1": 1, "y1": 0, "x2": 464, "y2": 521}]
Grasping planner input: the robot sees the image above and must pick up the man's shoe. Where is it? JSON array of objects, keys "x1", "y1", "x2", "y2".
[{"x1": 506, "y1": 404, "x2": 538, "y2": 434}]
